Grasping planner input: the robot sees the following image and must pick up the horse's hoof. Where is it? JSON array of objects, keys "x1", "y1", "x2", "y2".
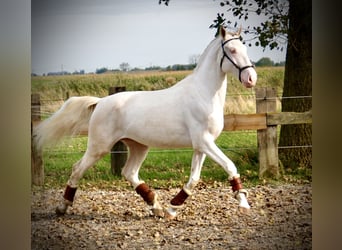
[
  {"x1": 164, "y1": 207, "x2": 177, "y2": 220},
  {"x1": 164, "y1": 211, "x2": 176, "y2": 220},
  {"x1": 151, "y1": 208, "x2": 164, "y2": 218},
  {"x1": 238, "y1": 206, "x2": 250, "y2": 214},
  {"x1": 55, "y1": 206, "x2": 66, "y2": 216}
]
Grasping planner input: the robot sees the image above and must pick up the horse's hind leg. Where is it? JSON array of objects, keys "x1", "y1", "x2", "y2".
[
  {"x1": 121, "y1": 139, "x2": 163, "y2": 217},
  {"x1": 56, "y1": 145, "x2": 109, "y2": 215}
]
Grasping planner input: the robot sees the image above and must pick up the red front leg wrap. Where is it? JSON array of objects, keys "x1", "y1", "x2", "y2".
[
  {"x1": 135, "y1": 183, "x2": 155, "y2": 205},
  {"x1": 170, "y1": 189, "x2": 189, "y2": 206},
  {"x1": 63, "y1": 185, "x2": 77, "y2": 203},
  {"x1": 230, "y1": 177, "x2": 243, "y2": 192}
]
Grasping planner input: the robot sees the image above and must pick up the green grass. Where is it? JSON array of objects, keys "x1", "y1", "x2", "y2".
[{"x1": 41, "y1": 131, "x2": 262, "y2": 189}]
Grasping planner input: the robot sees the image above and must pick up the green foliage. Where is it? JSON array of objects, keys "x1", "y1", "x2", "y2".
[
  {"x1": 159, "y1": 0, "x2": 289, "y2": 51},
  {"x1": 212, "y1": 0, "x2": 289, "y2": 51},
  {"x1": 95, "y1": 67, "x2": 108, "y2": 74},
  {"x1": 209, "y1": 13, "x2": 227, "y2": 37},
  {"x1": 119, "y1": 62, "x2": 130, "y2": 72},
  {"x1": 166, "y1": 64, "x2": 196, "y2": 71},
  {"x1": 158, "y1": 0, "x2": 170, "y2": 6},
  {"x1": 255, "y1": 57, "x2": 274, "y2": 67}
]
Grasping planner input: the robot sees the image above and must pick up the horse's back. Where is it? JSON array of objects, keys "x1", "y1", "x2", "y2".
[{"x1": 89, "y1": 84, "x2": 194, "y2": 148}]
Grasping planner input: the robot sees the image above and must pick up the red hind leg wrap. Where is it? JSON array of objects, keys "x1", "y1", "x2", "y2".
[
  {"x1": 63, "y1": 185, "x2": 77, "y2": 203},
  {"x1": 170, "y1": 188, "x2": 189, "y2": 206},
  {"x1": 135, "y1": 183, "x2": 155, "y2": 205}
]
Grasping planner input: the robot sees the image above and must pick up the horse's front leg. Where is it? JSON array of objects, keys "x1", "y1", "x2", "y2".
[
  {"x1": 165, "y1": 150, "x2": 206, "y2": 219},
  {"x1": 201, "y1": 139, "x2": 250, "y2": 213},
  {"x1": 229, "y1": 175, "x2": 250, "y2": 213}
]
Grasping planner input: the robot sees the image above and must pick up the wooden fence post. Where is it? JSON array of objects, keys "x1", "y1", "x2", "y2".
[
  {"x1": 31, "y1": 93, "x2": 44, "y2": 185},
  {"x1": 108, "y1": 87, "x2": 128, "y2": 176},
  {"x1": 255, "y1": 87, "x2": 280, "y2": 179}
]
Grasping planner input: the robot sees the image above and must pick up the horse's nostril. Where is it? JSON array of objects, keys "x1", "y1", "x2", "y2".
[
  {"x1": 248, "y1": 74, "x2": 255, "y2": 83},
  {"x1": 247, "y1": 74, "x2": 257, "y2": 86}
]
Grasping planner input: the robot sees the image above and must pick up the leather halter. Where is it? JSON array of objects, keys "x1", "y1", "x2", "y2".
[{"x1": 220, "y1": 37, "x2": 255, "y2": 82}]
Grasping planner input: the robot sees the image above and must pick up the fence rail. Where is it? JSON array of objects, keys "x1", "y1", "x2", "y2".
[{"x1": 31, "y1": 87, "x2": 312, "y2": 185}]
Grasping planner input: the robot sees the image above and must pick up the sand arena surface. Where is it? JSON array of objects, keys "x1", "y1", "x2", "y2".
[{"x1": 32, "y1": 183, "x2": 311, "y2": 249}]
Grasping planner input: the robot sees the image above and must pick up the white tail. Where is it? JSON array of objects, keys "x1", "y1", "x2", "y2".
[{"x1": 33, "y1": 96, "x2": 101, "y2": 150}]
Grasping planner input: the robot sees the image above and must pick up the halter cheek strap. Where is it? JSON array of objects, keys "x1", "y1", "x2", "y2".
[{"x1": 220, "y1": 38, "x2": 255, "y2": 82}]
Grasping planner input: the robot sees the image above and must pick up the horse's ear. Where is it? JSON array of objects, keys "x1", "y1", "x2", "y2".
[
  {"x1": 220, "y1": 26, "x2": 226, "y2": 38},
  {"x1": 236, "y1": 26, "x2": 242, "y2": 36}
]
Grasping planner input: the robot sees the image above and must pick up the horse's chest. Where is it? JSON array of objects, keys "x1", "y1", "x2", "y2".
[{"x1": 207, "y1": 112, "x2": 224, "y2": 138}]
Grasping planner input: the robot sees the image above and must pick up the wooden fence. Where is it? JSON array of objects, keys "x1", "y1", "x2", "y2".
[{"x1": 31, "y1": 87, "x2": 312, "y2": 185}]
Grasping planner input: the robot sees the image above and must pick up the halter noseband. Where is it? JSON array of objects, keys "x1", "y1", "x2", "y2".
[{"x1": 220, "y1": 37, "x2": 255, "y2": 82}]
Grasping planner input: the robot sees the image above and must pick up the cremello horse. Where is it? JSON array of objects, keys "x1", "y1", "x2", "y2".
[{"x1": 34, "y1": 27, "x2": 257, "y2": 219}]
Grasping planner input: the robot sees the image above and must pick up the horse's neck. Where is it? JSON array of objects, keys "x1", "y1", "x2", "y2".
[{"x1": 193, "y1": 39, "x2": 227, "y2": 108}]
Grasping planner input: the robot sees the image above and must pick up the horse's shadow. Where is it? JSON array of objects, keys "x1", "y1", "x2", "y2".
[
  {"x1": 31, "y1": 210, "x2": 157, "y2": 223},
  {"x1": 31, "y1": 211, "x2": 59, "y2": 222}
]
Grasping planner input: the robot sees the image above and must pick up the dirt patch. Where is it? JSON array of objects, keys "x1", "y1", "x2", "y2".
[{"x1": 31, "y1": 183, "x2": 311, "y2": 249}]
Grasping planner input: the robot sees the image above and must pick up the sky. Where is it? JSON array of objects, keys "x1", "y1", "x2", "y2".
[{"x1": 31, "y1": 0, "x2": 286, "y2": 75}]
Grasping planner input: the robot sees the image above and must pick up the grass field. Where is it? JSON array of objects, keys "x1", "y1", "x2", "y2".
[
  {"x1": 32, "y1": 67, "x2": 311, "y2": 189},
  {"x1": 41, "y1": 131, "x2": 260, "y2": 189},
  {"x1": 32, "y1": 67, "x2": 285, "y2": 116}
]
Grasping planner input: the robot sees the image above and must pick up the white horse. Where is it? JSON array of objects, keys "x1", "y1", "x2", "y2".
[{"x1": 33, "y1": 27, "x2": 257, "y2": 219}]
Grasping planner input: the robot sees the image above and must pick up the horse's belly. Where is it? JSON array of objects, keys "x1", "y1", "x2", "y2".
[
  {"x1": 124, "y1": 115, "x2": 192, "y2": 148},
  {"x1": 124, "y1": 123, "x2": 192, "y2": 148}
]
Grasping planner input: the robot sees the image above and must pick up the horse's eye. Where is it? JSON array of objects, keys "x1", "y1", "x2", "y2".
[{"x1": 229, "y1": 48, "x2": 236, "y2": 54}]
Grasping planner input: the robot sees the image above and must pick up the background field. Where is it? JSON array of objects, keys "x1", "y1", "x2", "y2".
[
  {"x1": 31, "y1": 67, "x2": 311, "y2": 189},
  {"x1": 32, "y1": 67, "x2": 285, "y2": 116}
]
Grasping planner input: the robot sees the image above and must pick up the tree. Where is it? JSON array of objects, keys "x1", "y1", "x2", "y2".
[
  {"x1": 158, "y1": 0, "x2": 170, "y2": 6},
  {"x1": 209, "y1": 1, "x2": 289, "y2": 51},
  {"x1": 215, "y1": 0, "x2": 312, "y2": 171},
  {"x1": 96, "y1": 67, "x2": 108, "y2": 74},
  {"x1": 119, "y1": 62, "x2": 130, "y2": 72},
  {"x1": 278, "y1": 0, "x2": 312, "y2": 170},
  {"x1": 188, "y1": 54, "x2": 201, "y2": 66},
  {"x1": 255, "y1": 57, "x2": 274, "y2": 67},
  {"x1": 160, "y1": 0, "x2": 312, "y2": 172},
  {"x1": 214, "y1": 0, "x2": 311, "y2": 171}
]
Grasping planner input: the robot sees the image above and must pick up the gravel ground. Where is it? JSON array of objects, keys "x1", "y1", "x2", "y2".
[{"x1": 31, "y1": 183, "x2": 311, "y2": 249}]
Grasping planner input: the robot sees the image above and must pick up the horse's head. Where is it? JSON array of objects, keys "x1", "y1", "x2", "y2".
[{"x1": 219, "y1": 27, "x2": 257, "y2": 88}]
